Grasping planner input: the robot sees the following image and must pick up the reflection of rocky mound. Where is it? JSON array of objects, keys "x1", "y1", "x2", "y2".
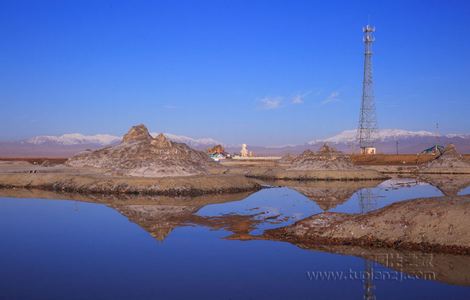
[
  {"x1": 294, "y1": 186, "x2": 353, "y2": 211},
  {"x1": 115, "y1": 204, "x2": 197, "y2": 241},
  {"x1": 274, "y1": 243, "x2": 470, "y2": 286},
  {"x1": 271, "y1": 180, "x2": 382, "y2": 211},
  {"x1": 418, "y1": 174, "x2": 470, "y2": 196},
  {"x1": 420, "y1": 144, "x2": 470, "y2": 174},
  {"x1": 115, "y1": 204, "x2": 263, "y2": 241},
  {"x1": 66, "y1": 124, "x2": 215, "y2": 177},
  {"x1": 107, "y1": 191, "x2": 258, "y2": 241},
  {"x1": 289, "y1": 144, "x2": 357, "y2": 171}
]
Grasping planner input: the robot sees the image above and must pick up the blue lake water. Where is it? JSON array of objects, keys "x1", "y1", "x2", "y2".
[{"x1": 1, "y1": 178, "x2": 470, "y2": 299}]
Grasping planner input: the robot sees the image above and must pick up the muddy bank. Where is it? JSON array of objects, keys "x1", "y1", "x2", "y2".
[
  {"x1": 263, "y1": 194, "x2": 470, "y2": 255},
  {"x1": 0, "y1": 172, "x2": 262, "y2": 196},
  {"x1": 0, "y1": 187, "x2": 257, "y2": 206},
  {"x1": 247, "y1": 168, "x2": 389, "y2": 181}
]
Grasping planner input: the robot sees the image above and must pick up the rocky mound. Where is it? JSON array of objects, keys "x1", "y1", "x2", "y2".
[
  {"x1": 246, "y1": 144, "x2": 387, "y2": 180},
  {"x1": 264, "y1": 194, "x2": 470, "y2": 254},
  {"x1": 66, "y1": 124, "x2": 216, "y2": 177},
  {"x1": 289, "y1": 144, "x2": 357, "y2": 171},
  {"x1": 278, "y1": 153, "x2": 295, "y2": 165},
  {"x1": 420, "y1": 144, "x2": 470, "y2": 174}
]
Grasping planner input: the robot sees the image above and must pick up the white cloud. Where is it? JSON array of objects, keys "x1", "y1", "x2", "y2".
[
  {"x1": 259, "y1": 97, "x2": 282, "y2": 110},
  {"x1": 321, "y1": 91, "x2": 341, "y2": 105},
  {"x1": 291, "y1": 95, "x2": 304, "y2": 104},
  {"x1": 291, "y1": 91, "x2": 312, "y2": 104}
]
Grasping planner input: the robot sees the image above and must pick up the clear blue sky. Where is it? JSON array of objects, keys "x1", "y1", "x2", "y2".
[{"x1": 1, "y1": 0, "x2": 469, "y2": 145}]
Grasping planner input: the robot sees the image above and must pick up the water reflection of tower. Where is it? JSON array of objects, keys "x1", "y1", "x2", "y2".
[{"x1": 359, "y1": 188, "x2": 377, "y2": 300}]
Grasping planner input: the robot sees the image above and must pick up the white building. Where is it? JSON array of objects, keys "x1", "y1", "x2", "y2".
[{"x1": 240, "y1": 144, "x2": 249, "y2": 157}]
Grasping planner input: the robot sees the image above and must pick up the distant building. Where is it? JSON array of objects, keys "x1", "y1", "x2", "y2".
[
  {"x1": 361, "y1": 147, "x2": 376, "y2": 155},
  {"x1": 240, "y1": 144, "x2": 249, "y2": 157},
  {"x1": 207, "y1": 144, "x2": 225, "y2": 155}
]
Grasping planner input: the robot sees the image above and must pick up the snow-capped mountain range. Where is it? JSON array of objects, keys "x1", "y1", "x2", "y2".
[
  {"x1": 158, "y1": 133, "x2": 222, "y2": 148},
  {"x1": 304, "y1": 129, "x2": 470, "y2": 154},
  {"x1": 24, "y1": 129, "x2": 467, "y2": 148},
  {"x1": 1, "y1": 129, "x2": 469, "y2": 157},
  {"x1": 310, "y1": 129, "x2": 468, "y2": 144},
  {"x1": 26, "y1": 134, "x2": 121, "y2": 146},
  {"x1": 24, "y1": 132, "x2": 222, "y2": 148}
]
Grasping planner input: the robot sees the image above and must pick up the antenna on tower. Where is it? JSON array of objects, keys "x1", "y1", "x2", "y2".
[{"x1": 357, "y1": 23, "x2": 378, "y2": 155}]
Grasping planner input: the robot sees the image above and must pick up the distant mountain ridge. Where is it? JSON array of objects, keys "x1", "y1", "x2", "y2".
[
  {"x1": 26, "y1": 133, "x2": 121, "y2": 146},
  {"x1": 310, "y1": 129, "x2": 441, "y2": 144},
  {"x1": 0, "y1": 132, "x2": 222, "y2": 157},
  {"x1": 158, "y1": 133, "x2": 222, "y2": 149},
  {"x1": 24, "y1": 132, "x2": 222, "y2": 148},
  {"x1": 1, "y1": 129, "x2": 469, "y2": 157},
  {"x1": 231, "y1": 129, "x2": 470, "y2": 156}
]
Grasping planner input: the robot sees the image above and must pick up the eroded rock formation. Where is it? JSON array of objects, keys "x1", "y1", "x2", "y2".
[
  {"x1": 66, "y1": 124, "x2": 216, "y2": 177},
  {"x1": 289, "y1": 144, "x2": 357, "y2": 171}
]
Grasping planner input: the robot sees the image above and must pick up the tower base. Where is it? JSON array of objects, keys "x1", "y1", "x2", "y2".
[{"x1": 361, "y1": 147, "x2": 376, "y2": 155}]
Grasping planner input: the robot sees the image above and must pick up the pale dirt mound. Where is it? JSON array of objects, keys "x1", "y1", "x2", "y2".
[
  {"x1": 289, "y1": 144, "x2": 358, "y2": 171},
  {"x1": 264, "y1": 194, "x2": 470, "y2": 254},
  {"x1": 66, "y1": 124, "x2": 216, "y2": 177},
  {"x1": 246, "y1": 144, "x2": 387, "y2": 180},
  {"x1": 420, "y1": 144, "x2": 470, "y2": 174},
  {"x1": 278, "y1": 153, "x2": 295, "y2": 164}
]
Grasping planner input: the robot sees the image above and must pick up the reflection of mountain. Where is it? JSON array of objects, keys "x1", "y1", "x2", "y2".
[
  {"x1": 115, "y1": 204, "x2": 264, "y2": 241},
  {"x1": 111, "y1": 191, "x2": 260, "y2": 241},
  {"x1": 114, "y1": 204, "x2": 266, "y2": 242},
  {"x1": 268, "y1": 180, "x2": 383, "y2": 211},
  {"x1": 0, "y1": 188, "x2": 259, "y2": 242},
  {"x1": 115, "y1": 205, "x2": 197, "y2": 241},
  {"x1": 291, "y1": 244, "x2": 470, "y2": 287},
  {"x1": 418, "y1": 175, "x2": 470, "y2": 196}
]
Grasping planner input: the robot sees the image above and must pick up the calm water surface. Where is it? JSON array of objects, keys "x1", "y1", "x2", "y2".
[{"x1": 1, "y1": 178, "x2": 469, "y2": 299}]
